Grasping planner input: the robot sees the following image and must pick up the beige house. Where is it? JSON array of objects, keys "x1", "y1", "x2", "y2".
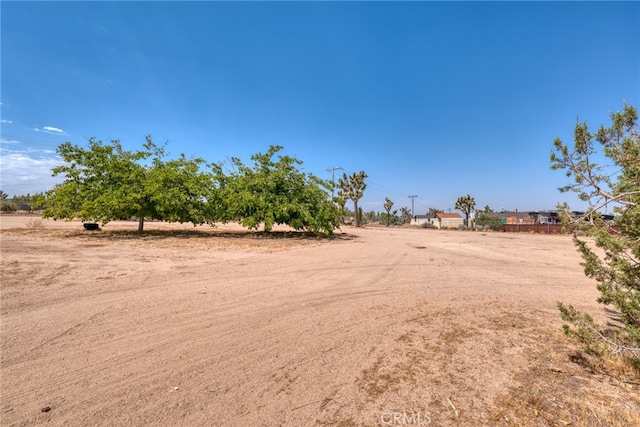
[{"x1": 414, "y1": 212, "x2": 464, "y2": 229}]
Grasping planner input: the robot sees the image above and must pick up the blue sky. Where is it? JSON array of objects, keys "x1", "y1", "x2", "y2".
[{"x1": 1, "y1": 1, "x2": 638, "y2": 214}]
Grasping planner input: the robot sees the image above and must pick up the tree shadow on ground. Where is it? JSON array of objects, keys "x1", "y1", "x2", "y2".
[{"x1": 67, "y1": 227, "x2": 357, "y2": 242}]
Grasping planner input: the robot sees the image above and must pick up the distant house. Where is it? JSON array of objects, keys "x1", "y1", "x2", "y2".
[
  {"x1": 414, "y1": 212, "x2": 464, "y2": 229},
  {"x1": 413, "y1": 214, "x2": 431, "y2": 226},
  {"x1": 479, "y1": 211, "x2": 536, "y2": 225},
  {"x1": 434, "y1": 212, "x2": 464, "y2": 228},
  {"x1": 528, "y1": 211, "x2": 561, "y2": 225}
]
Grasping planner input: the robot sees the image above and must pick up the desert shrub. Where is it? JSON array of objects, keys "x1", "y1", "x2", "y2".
[
  {"x1": 1, "y1": 202, "x2": 16, "y2": 213},
  {"x1": 477, "y1": 215, "x2": 503, "y2": 231},
  {"x1": 25, "y1": 217, "x2": 46, "y2": 230}
]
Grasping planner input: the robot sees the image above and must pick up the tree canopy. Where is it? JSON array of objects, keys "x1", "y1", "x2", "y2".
[
  {"x1": 551, "y1": 103, "x2": 640, "y2": 366},
  {"x1": 41, "y1": 139, "x2": 341, "y2": 235},
  {"x1": 42, "y1": 137, "x2": 211, "y2": 232},
  {"x1": 211, "y1": 145, "x2": 341, "y2": 234}
]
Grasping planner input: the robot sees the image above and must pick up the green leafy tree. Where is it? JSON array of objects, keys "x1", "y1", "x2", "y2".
[
  {"x1": 212, "y1": 145, "x2": 341, "y2": 235},
  {"x1": 482, "y1": 205, "x2": 493, "y2": 213},
  {"x1": 383, "y1": 197, "x2": 394, "y2": 226},
  {"x1": 338, "y1": 171, "x2": 367, "y2": 227},
  {"x1": 476, "y1": 215, "x2": 503, "y2": 231},
  {"x1": 30, "y1": 193, "x2": 47, "y2": 211},
  {"x1": 551, "y1": 103, "x2": 640, "y2": 366},
  {"x1": 42, "y1": 136, "x2": 212, "y2": 232},
  {"x1": 455, "y1": 194, "x2": 476, "y2": 227}
]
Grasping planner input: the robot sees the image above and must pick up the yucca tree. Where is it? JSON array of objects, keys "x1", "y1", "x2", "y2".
[
  {"x1": 455, "y1": 194, "x2": 476, "y2": 227},
  {"x1": 399, "y1": 207, "x2": 412, "y2": 224},
  {"x1": 383, "y1": 197, "x2": 394, "y2": 226},
  {"x1": 427, "y1": 207, "x2": 443, "y2": 217},
  {"x1": 338, "y1": 171, "x2": 367, "y2": 227}
]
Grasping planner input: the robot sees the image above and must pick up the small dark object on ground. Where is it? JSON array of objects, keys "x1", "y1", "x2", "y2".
[
  {"x1": 83, "y1": 223, "x2": 100, "y2": 231},
  {"x1": 41, "y1": 406, "x2": 51, "y2": 412}
]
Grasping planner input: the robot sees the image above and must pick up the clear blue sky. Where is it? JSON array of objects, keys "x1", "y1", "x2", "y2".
[{"x1": 1, "y1": 1, "x2": 638, "y2": 214}]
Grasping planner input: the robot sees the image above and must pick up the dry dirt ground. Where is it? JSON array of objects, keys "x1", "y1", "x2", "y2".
[{"x1": 1, "y1": 216, "x2": 639, "y2": 426}]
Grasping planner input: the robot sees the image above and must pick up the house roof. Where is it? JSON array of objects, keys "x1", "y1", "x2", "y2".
[{"x1": 436, "y1": 213, "x2": 462, "y2": 219}]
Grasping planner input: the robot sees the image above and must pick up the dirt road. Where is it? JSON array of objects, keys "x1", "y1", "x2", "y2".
[{"x1": 0, "y1": 217, "x2": 634, "y2": 426}]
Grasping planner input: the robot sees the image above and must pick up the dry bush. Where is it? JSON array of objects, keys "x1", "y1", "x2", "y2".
[{"x1": 25, "y1": 217, "x2": 46, "y2": 230}]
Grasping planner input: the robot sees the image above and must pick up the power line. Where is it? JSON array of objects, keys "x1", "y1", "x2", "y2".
[{"x1": 366, "y1": 180, "x2": 409, "y2": 197}]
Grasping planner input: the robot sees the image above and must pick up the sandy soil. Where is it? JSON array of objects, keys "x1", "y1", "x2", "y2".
[{"x1": 1, "y1": 216, "x2": 637, "y2": 426}]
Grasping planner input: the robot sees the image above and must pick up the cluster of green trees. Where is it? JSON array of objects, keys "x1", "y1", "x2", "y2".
[
  {"x1": 475, "y1": 215, "x2": 503, "y2": 231},
  {"x1": 37, "y1": 138, "x2": 364, "y2": 235},
  {"x1": 0, "y1": 190, "x2": 15, "y2": 213},
  {"x1": 379, "y1": 197, "x2": 413, "y2": 226},
  {"x1": 0, "y1": 191, "x2": 45, "y2": 213}
]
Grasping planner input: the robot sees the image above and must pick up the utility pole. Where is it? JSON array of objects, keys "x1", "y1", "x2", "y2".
[
  {"x1": 325, "y1": 166, "x2": 344, "y2": 201},
  {"x1": 409, "y1": 195, "x2": 417, "y2": 221}
]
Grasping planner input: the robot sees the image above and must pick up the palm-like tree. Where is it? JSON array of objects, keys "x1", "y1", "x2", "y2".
[
  {"x1": 455, "y1": 194, "x2": 476, "y2": 227},
  {"x1": 399, "y1": 207, "x2": 412, "y2": 224},
  {"x1": 427, "y1": 207, "x2": 443, "y2": 217},
  {"x1": 338, "y1": 171, "x2": 367, "y2": 227},
  {"x1": 383, "y1": 197, "x2": 394, "y2": 226}
]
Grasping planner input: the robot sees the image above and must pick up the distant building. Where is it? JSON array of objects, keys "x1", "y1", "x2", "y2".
[
  {"x1": 414, "y1": 212, "x2": 464, "y2": 229},
  {"x1": 477, "y1": 210, "x2": 567, "y2": 225},
  {"x1": 415, "y1": 209, "x2": 609, "y2": 230}
]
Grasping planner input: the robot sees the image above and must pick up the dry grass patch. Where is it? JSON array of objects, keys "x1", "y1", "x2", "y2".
[{"x1": 492, "y1": 336, "x2": 640, "y2": 427}]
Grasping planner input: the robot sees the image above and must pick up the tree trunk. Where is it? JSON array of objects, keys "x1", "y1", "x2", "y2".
[
  {"x1": 354, "y1": 201, "x2": 359, "y2": 227},
  {"x1": 138, "y1": 216, "x2": 144, "y2": 233}
]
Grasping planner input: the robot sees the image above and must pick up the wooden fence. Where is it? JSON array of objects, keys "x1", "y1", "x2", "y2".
[{"x1": 502, "y1": 224, "x2": 564, "y2": 234}]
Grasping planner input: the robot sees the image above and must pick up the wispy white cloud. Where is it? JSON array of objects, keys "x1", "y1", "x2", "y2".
[
  {"x1": 0, "y1": 137, "x2": 21, "y2": 145},
  {"x1": 43, "y1": 126, "x2": 64, "y2": 133},
  {"x1": 1, "y1": 119, "x2": 12, "y2": 124},
  {"x1": 34, "y1": 126, "x2": 68, "y2": 135},
  {"x1": 0, "y1": 146, "x2": 64, "y2": 195}
]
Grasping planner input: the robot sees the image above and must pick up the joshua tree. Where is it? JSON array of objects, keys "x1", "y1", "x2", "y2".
[
  {"x1": 383, "y1": 197, "x2": 394, "y2": 226},
  {"x1": 427, "y1": 207, "x2": 443, "y2": 217},
  {"x1": 338, "y1": 171, "x2": 367, "y2": 227},
  {"x1": 455, "y1": 194, "x2": 476, "y2": 227},
  {"x1": 399, "y1": 207, "x2": 412, "y2": 224}
]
